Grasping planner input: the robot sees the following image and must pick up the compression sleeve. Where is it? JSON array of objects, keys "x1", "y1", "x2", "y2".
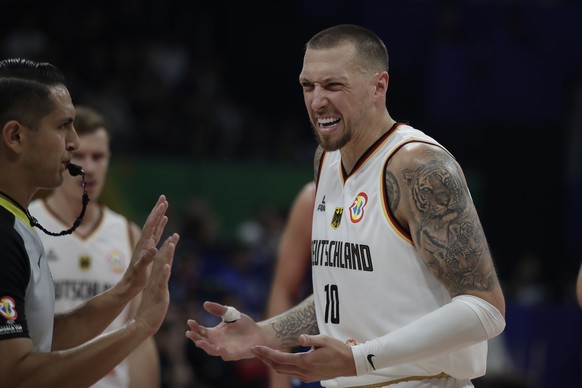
[{"x1": 351, "y1": 295, "x2": 505, "y2": 376}]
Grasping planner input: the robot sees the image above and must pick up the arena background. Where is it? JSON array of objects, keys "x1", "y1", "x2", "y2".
[{"x1": 2, "y1": 1, "x2": 581, "y2": 387}]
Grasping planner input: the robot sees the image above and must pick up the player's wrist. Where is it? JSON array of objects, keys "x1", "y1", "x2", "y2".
[{"x1": 351, "y1": 343, "x2": 373, "y2": 375}]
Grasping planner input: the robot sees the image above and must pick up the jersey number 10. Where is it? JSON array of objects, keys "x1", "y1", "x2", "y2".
[{"x1": 324, "y1": 284, "x2": 340, "y2": 324}]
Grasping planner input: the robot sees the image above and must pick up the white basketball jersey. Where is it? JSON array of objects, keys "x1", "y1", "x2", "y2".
[
  {"x1": 312, "y1": 124, "x2": 486, "y2": 387},
  {"x1": 29, "y1": 200, "x2": 135, "y2": 388}
]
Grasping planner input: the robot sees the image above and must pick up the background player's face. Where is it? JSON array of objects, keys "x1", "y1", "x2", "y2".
[{"x1": 62, "y1": 128, "x2": 110, "y2": 201}]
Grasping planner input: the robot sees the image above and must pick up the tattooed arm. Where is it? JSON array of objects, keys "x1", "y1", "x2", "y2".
[
  {"x1": 264, "y1": 294, "x2": 320, "y2": 350},
  {"x1": 343, "y1": 142, "x2": 507, "y2": 378},
  {"x1": 387, "y1": 141, "x2": 505, "y2": 314},
  {"x1": 185, "y1": 295, "x2": 319, "y2": 361}
]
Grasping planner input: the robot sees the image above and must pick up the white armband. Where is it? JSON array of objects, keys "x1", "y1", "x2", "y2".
[{"x1": 352, "y1": 295, "x2": 505, "y2": 376}]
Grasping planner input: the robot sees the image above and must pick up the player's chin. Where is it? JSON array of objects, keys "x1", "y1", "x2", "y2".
[
  {"x1": 85, "y1": 185, "x2": 98, "y2": 198},
  {"x1": 318, "y1": 137, "x2": 342, "y2": 152}
]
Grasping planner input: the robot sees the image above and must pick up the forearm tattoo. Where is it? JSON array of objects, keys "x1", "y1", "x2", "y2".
[
  {"x1": 271, "y1": 299, "x2": 319, "y2": 348},
  {"x1": 401, "y1": 157, "x2": 497, "y2": 296}
]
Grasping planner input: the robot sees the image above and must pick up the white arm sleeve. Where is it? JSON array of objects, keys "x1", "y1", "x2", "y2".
[{"x1": 352, "y1": 295, "x2": 505, "y2": 376}]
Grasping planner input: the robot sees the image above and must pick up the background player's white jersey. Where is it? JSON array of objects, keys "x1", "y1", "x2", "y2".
[
  {"x1": 30, "y1": 200, "x2": 135, "y2": 388},
  {"x1": 312, "y1": 123, "x2": 486, "y2": 387}
]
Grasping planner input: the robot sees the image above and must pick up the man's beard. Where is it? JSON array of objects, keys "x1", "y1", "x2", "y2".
[{"x1": 313, "y1": 125, "x2": 352, "y2": 152}]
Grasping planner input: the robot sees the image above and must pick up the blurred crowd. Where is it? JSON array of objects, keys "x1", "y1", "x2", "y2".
[
  {"x1": 1, "y1": 0, "x2": 318, "y2": 162},
  {"x1": 2, "y1": 1, "x2": 582, "y2": 387},
  {"x1": 158, "y1": 198, "x2": 285, "y2": 387}
]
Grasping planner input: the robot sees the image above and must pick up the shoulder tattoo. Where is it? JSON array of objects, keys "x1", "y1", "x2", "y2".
[
  {"x1": 384, "y1": 168, "x2": 400, "y2": 212},
  {"x1": 401, "y1": 158, "x2": 497, "y2": 295}
]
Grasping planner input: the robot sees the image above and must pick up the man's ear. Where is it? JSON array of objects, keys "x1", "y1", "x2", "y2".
[
  {"x1": 2, "y1": 120, "x2": 24, "y2": 153},
  {"x1": 374, "y1": 71, "x2": 389, "y2": 98}
]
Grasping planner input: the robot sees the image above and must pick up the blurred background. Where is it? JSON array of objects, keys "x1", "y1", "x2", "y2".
[{"x1": 2, "y1": 0, "x2": 581, "y2": 387}]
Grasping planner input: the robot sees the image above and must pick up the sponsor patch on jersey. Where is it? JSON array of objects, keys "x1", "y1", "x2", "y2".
[
  {"x1": 367, "y1": 354, "x2": 376, "y2": 370},
  {"x1": 317, "y1": 195, "x2": 326, "y2": 211},
  {"x1": 79, "y1": 255, "x2": 91, "y2": 270},
  {"x1": 345, "y1": 338, "x2": 358, "y2": 346},
  {"x1": 107, "y1": 250, "x2": 126, "y2": 274},
  {"x1": 46, "y1": 248, "x2": 59, "y2": 261},
  {"x1": 0, "y1": 296, "x2": 18, "y2": 320},
  {"x1": 331, "y1": 207, "x2": 343, "y2": 229},
  {"x1": 349, "y1": 192, "x2": 369, "y2": 224}
]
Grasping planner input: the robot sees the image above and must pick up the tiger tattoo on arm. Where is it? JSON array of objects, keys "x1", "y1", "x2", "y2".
[{"x1": 397, "y1": 148, "x2": 498, "y2": 296}]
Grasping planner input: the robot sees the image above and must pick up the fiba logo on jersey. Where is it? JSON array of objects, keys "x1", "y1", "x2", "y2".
[
  {"x1": 0, "y1": 296, "x2": 18, "y2": 320},
  {"x1": 349, "y1": 192, "x2": 368, "y2": 223},
  {"x1": 107, "y1": 250, "x2": 126, "y2": 274}
]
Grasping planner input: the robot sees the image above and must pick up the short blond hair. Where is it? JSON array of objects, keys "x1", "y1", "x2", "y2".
[{"x1": 74, "y1": 105, "x2": 108, "y2": 136}]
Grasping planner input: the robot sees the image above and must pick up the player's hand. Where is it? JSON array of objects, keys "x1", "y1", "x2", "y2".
[
  {"x1": 134, "y1": 232, "x2": 179, "y2": 335},
  {"x1": 251, "y1": 334, "x2": 356, "y2": 382},
  {"x1": 185, "y1": 301, "x2": 267, "y2": 361},
  {"x1": 122, "y1": 195, "x2": 169, "y2": 297}
]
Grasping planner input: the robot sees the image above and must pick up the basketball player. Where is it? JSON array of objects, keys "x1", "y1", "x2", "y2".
[
  {"x1": 29, "y1": 105, "x2": 160, "y2": 388},
  {"x1": 0, "y1": 59, "x2": 178, "y2": 387},
  {"x1": 186, "y1": 24, "x2": 506, "y2": 387},
  {"x1": 266, "y1": 181, "x2": 319, "y2": 388}
]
